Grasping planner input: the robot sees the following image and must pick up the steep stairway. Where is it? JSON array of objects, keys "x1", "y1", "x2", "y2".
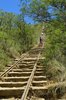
[{"x1": 0, "y1": 47, "x2": 50, "y2": 100}]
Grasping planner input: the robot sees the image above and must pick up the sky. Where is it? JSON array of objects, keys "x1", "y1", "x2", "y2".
[
  {"x1": 0, "y1": 0, "x2": 20, "y2": 14},
  {"x1": 0, "y1": 0, "x2": 34, "y2": 24},
  {"x1": 0, "y1": 0, "x2": 54, "y2": 24}
]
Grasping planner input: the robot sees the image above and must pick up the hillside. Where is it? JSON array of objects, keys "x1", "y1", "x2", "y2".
[
  {"x1": 0, "y1": 11, "x2": 42, "y2": 71},
  {"x1": 0, "y1": 0, "x2": 66, "y2": 99}
]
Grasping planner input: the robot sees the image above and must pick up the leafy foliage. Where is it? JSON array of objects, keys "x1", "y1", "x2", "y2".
[
  {"x1": 20, "y1": 0, "x2": 66, "y2": 22},
  {"x1": 44, "y1": 20, "x2": 66, "y2": 62},
  {"x1": 0, "y1": 10, "x2": 39, "y2": 71}
]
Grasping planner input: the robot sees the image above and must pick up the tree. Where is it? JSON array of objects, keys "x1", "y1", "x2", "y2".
[
  {"x1": 0, "y1": 10, "x2": 16, "y2": 32},
  {"x1": 20, "y1": 0, "x2": 51, "y2": 22},
  {"x1": 20, "y1": 0, "x2": 66, "y2": 22}
]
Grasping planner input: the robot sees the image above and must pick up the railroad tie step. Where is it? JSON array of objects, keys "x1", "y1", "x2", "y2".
[
  {"x1": 19, "y1": 62, "x2": 35, "y2": 65},
  {"x1": 34, "y1": 76, "x2": 47, "y2": 81},
  {"x1": 0, "y1": 86, "x2": 48, "y2": 97},
  {"x1": 0, "y1": 82, "x2": 27, "y2": 87},
  {"x1": 18, "y1": 63, "x2": 34, "y2": 66},
  {"x1": 10, "y1": 68, "x2": 33, "y2": 72},
  {"x1": 35, "y1": 71, "x2": 45, "y2": 76},
  {"x1": 23, "y1": 57, "x2": 45, "y2": 61},
  {"x1": 19, "y1": 64, "x2": 34, "y2": 68},
  {"x1": 3, "y1": 76, "x2": 29, "y2": 82},
  {"x1": 8, "y1": 72, "x2": 31, "y2": 77},
  {"x1": 3, "y1": 76, "x2": 46, "y2": 82},
  {"x1": 29, "y1": 86, "x2": 48, "y2": 97},
  {"x1": 3, "y1": 75, "x2": 47, "y2": 82},
  {"x1": 37, "y1": 66, "x2": 44, "y2": 68},
  {"x1": 36, "y1": 68, "x2": 44, "y2": 71},
  {"x1": 18, "y1": 60, "x2": 35, "y2": 63},
  {"x1": 32, "y1": 80, "x2": 48, "y2": 86},
  {"x1": 0, "y1": 87, "x2": 25, "y2": 97},
  {"x1": 0, "y1": 80, "x2": 48, "y2": 88}
]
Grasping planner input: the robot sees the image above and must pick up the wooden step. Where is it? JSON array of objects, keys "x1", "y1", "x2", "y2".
[
  {"x1": 32, "y1": 86, "x2": 48, "y2": 90},
  {"x1": 0, "y1": 86, "x2": 48, "y2": 97},
  {"x1": 20, "y1": 61, "x2": 35, "y2": 65},
  {"x1": 31, "y1": 86, "x2": 48, "y2": 97},
  {"x1": 18, "y1": 63, "x2": 34, "y2": 65},
  {"x1": 0, "y1": 82, "x2": 27, "y2": 87},
  {"x1": 8, "y1": 72, "x2": 31, "y2": 77},
  {"x1": 0, "y1": 81, "x2": 47, "y2": 87},
  {"x1": 19, "y1": 64, "x2": 34, "y2": 68},
  {"x1": 32, "y1": 80, "x2": 48, "y2": 86},
  {"x1": 10, "y1": 68, "x2": 43, "y2": 72},
  {"x1": 23, "y1": 57, "x2": 45, "y2": 61},
  {"x1": 34, "y1": 76, "x2": 47, "y2": 81},
  {"x1": 27, "y1": 55, "x2": 38, "y2": 58},
  {"x1": 0, "y1": 80, "x2": 47, "y2": 88},
  {"x1": 35, "y1": 71, "x2": 44, "y2": 76},
  {"x1": 36, "y1": 69, "x2": 44, "y2": 71},
  {"x1": 11, "y1": 68, "x2": 33, "y2": 72},
  {"x1": 3, "y1": 77, "x2": 29, "y2": 82},
  {"x1": 0, "y1": 87, "x2": 24, "y2": 97},
  {"x1": 3, "y1": 75, "x2": 46, "y2": 82},
  {"x1": 8, "y1": 70, "x2": 43, "y2": 75},
  {"x1": 37, "y1": 66, "x2": 44, "y2": 68}
]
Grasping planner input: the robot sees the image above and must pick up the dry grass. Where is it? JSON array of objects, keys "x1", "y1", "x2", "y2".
[{"x1": 44, "y1": 59, "x2": 66, "y2": 81}]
